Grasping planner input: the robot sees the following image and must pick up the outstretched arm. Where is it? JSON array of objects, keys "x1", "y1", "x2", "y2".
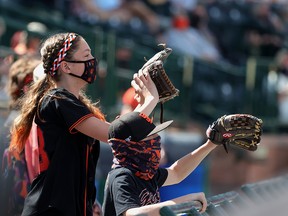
[
  {"x1": 124, "y1": 192, "x2": 207, "y2": 216},
  {"x1": 164, "y1": 140, "x2": 217, "y2": 186}
]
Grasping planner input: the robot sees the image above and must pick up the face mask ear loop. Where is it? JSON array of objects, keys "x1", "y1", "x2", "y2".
[
  {"x1": 68, "y1": 73, "x2": 82, "y2": 79},
  {"x1": 66, "y1": 58, "x2": 97, "y2": 84}
]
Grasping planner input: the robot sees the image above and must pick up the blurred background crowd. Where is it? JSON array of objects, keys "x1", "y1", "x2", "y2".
[{"x1": 1, "y1": 0, "x2": 288, "y2": 214}]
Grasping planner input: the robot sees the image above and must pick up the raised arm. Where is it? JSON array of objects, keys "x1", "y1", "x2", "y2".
[
  {"x1": 164, "y1": 140, "x2": 217, "y2": 186},
  {"x1": 75, "y1": 67, "x2": 158, "y2": 143},
  {"x1": 131, "y1": 67, "x2": 159, "y2": 116}
]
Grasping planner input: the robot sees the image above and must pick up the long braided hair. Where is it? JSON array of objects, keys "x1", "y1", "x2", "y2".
[{"x1": 10, "y1": 33, "x2": 105, "y2": 152}]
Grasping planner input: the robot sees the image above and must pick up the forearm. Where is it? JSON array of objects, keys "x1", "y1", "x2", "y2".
[
  {"x1": 125, "y1": 200, "x2": 190, "y2": 216},
  {"x1": 125, "y1": 193, "x2": 205, "y2": 216},
  {"x1": 133, "y1": 95, "x2": 158, "y2": 116},
  {"x1": 125, "y1": 200, "x2": 175, "y2": 216},
  {"x1": 165, "y1": 140, "x2": 217, "y2": 186},
  {"x1": 131, "y1": 65, "x2": 159, "y2": 116}
]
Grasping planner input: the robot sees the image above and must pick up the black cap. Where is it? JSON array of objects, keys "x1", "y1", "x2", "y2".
[{"x1": 108, "y1": 112, "x2": 173, "y2": 142}]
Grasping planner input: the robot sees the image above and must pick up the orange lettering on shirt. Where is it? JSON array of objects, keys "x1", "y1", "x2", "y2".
[{"x1": 139, "y1": 113, "x2": 153, "y2": 124}]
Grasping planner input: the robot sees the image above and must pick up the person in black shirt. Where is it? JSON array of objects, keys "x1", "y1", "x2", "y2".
[
  {"x1": 103, "y1": 111, "x2": 218, "y2": 216},
  {"x1": 9, "y1": 32, "x2": 159, "y2": 216}
]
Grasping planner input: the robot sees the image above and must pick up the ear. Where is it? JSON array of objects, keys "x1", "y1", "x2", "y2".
[{"x1": 59, "y1": 61, "x2": 70, "y2": 74}]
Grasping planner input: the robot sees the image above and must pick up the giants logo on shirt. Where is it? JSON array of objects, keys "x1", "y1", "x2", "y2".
[{"x1": 139, "y1": 188, "x2": 160, "y2": 205}]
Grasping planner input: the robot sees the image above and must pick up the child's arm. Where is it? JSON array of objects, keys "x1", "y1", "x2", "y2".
[
  {"x1": 164, "y1": 140, "x2": 217, "y2": 186},
  {"x1": 124, "y1": 192, "x2": 207, "y2": 216}
]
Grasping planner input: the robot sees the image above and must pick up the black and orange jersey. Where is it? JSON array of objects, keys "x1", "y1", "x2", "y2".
[{"x1": 22, "y1": 88, "x2": 99, "y2": 216}]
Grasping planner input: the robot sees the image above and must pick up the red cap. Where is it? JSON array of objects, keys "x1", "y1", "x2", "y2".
[{"x1": 122, "y1": 87, "x2": 138, "y2": 110}]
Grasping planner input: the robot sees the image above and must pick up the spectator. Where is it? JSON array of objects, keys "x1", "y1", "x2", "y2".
[
  {"x1": 72, "y1": 0, "x2": 161, "y2": 34},
  {"x1": 160, "y1": 9, "x2": 222, "y2": 62},
  {"x1": 102, "y1": 112, "x2": 218, "y2": 215},
  {"x1": 143, "y1": 0, "x2": 172, "y2": 17},
  {"x1": 188, "y1": 3, "x2": 219, "y2": 50},
  {"x1": 244, "y1": 2, "x2": 285, "y2": 57},
  {"x1": 4, "y1": 55, "x2": 41, "y2": 127},
  {"x1": 9, "y1": 32, "x2": 158, "y2": 216},
  {"x1": 0, "y1": 48, "x2": 16, "y2": 185},
  {"x1": 0, "y1": 48, "x2": 15, "y2": 108},
  {"x1": 10, "y1": 22, "x2": 47, "y2": 57},
  {"x1": 142, "y1": 0, "x2": 172, "y2": 31},
  {"x1": 0, "y1": 55, "x2": 40, "y2": 216},
  {"x1": 169, "y1": 0, "x2": 199, "y2": 12},
  {"x1": 0, "y1": 49, "x2": 16, "y2": 186}
]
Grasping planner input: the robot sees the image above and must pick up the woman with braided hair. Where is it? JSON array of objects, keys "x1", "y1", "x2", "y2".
[{"x1": 9, "y1": 32, "x2": 159, "y2": 216}]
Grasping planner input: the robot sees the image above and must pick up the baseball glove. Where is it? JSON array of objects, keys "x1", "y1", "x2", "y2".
[
  {"x1": 141, "y1": 44, "x2": 179, "y2": 103},
  {"x1": 206, "y1": 114, "x2": 263, "y2": 153}
]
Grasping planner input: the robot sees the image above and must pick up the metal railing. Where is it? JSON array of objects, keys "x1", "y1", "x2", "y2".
[{"x1": 158, "y1": 174, "x2": 288, "y2": 216}]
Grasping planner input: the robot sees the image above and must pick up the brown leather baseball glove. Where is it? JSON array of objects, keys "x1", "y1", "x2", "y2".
[
  {"x1": 141, "y1": 44, "x2": 179, "y2": 104},
  {"x1": 206, "y1": 114, "x2": 263, "y2": 153}
]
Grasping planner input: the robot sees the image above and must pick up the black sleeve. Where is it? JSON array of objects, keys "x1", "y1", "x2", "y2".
[
  {"x1": 51, "y1": 90, "x2": 94, "y2": 133},
  {"x1": 111, "y1": 172, "x2": 141, "y2": 216},
  {"x1": 155, "y1": 167, "x2": 168, "y2": 187}
]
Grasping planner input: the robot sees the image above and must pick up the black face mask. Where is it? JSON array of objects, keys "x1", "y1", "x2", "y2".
[{"x1": 66, "y1": 58, "x2": 98, "y2": 84}]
